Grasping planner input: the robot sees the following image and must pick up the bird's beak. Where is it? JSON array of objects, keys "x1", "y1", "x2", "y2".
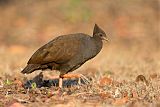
[{"x1": 102, "y1": 36, "x2": 109, "y2": 42}]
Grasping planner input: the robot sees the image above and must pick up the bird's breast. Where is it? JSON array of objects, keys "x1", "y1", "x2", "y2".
[{"x1": 80, "y1": 38, "x2": 102, "y2": 61}]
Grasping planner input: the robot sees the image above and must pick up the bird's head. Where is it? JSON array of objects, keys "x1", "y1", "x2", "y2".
[{"x1": 93, "y1": 24, "x2": 109, "y2": 42}]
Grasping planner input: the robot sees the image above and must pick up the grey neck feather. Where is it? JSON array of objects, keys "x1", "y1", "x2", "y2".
[{"x1": 92, "y1": 36, "x2": 103, "y2": 54}]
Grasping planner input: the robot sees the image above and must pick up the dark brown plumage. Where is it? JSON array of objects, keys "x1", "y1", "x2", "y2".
[{"x1": 21, "y1": 24, "x2": 108, "y2": 88}]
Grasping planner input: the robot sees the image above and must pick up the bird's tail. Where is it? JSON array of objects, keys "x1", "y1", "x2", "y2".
[{"x1": 21, "y1": 64, "x2": 40, "y2": 74}]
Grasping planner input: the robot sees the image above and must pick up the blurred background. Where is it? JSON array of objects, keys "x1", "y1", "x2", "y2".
[{"x1": 0, "y1": 0, "x2": 159, "y2": 80}]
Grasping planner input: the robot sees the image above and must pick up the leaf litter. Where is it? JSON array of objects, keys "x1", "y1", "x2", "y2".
[{"x1": 0, "y1": 72, "x2": 160, "y2": 107}]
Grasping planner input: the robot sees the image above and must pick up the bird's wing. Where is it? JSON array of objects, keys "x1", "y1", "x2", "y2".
[{"x1": 28, "y1": 36, "x2": 81, "y2": 64}]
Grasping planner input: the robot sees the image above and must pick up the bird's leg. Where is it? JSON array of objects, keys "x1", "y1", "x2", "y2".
[
  {"x1": 62, "y1": 73, "x2": 81, "y2": 78},
  {"x1": 59, "y1": 77, "x2": 63, "y2": 88},
  {"x1": 46, "y1": 73, "x2": 90, "y2": 87},
  {"x1": 62, "y1": 73, "x2": 90, "y2": 85},
  {"x1": 62, "y1": 74, "x2": 84, "y2": 85},
  {"x1": 55, "y1": 75, "x2": 64, "y2": 96}
]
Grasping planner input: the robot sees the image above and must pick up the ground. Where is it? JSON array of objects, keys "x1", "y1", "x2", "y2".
[{"x1": 0, "y1": 44, "x2": 160, "y2": 107}]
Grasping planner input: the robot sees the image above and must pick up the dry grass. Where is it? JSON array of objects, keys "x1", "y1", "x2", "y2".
[{"x1": 0, "y1": 44, "x2": 160, "y2": 107}]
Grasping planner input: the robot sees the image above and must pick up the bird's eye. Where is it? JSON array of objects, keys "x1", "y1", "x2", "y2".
[{"x1": 99, "y1": 33, "x2": 103, "y2": 37}]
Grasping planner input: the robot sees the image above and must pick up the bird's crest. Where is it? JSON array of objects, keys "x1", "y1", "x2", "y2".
[{"x1": 93, "y1": 24, "x2": 105, "y2": 36}]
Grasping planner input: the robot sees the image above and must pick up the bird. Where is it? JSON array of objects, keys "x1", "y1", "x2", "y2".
[{"x1": 21, "y1": 24, "x2": 109, "y2": 89}]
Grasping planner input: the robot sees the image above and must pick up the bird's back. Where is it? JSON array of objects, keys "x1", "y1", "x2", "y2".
[{"x1": 28, "y1": 33, "x2": 87, "y2": 65}]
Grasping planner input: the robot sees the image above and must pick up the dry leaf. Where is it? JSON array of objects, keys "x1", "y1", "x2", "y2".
[
  {"x1": 135, "y1": 75, "x2": 149, "y2": 86},
  {"x1": 99, "y1": 92, "x2": 111, "y2": 99},
  {"x1": 113, "y1": 96, "x2": 128, "y2": 105},
  {"x1": 99, "y1": 77, "x2": 112, "y2": 86},
  {"x1": 14, "y1": 78, "x2": 23, "y2": 87}
]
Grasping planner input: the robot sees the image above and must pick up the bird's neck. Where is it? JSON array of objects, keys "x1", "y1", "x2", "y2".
[{"x1": 92, "y1": 36, "x2": 103, "y2": 53}]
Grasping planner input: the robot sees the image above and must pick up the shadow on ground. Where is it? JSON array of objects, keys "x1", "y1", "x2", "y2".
[{"x1": 24, "y1": 72, "x2": 90, "y2": 89}]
